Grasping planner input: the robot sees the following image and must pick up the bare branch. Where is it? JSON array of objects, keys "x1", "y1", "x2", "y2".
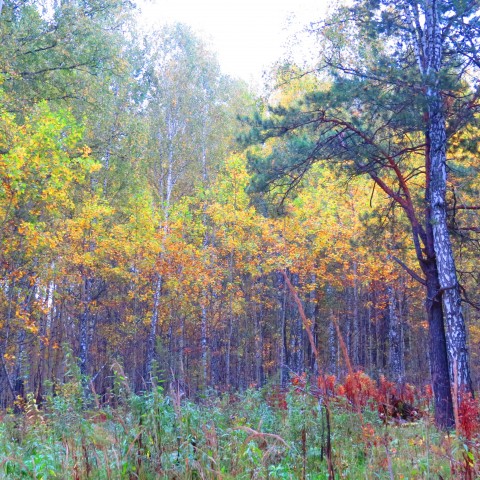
[{"x1": 389, "y1": 254, "x2": 427, "y2": 286}]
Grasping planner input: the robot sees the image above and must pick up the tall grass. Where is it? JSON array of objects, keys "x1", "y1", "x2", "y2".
[{"x1": 0, "y1": 368, "x2": 478, "y2": 479}]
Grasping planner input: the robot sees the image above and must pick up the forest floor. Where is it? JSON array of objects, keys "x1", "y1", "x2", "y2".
[{"x1": 0, "y1": 373, "x2": 478, "y2": 479}]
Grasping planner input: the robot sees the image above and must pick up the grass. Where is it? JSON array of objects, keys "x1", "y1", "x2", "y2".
[{"x1": 0, "y1": 375, "x2": 477, "y2": 479}]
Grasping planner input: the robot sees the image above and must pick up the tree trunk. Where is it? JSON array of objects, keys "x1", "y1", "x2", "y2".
[
  {"x1": 79, "y1": 278, "x2": 92, "y2": 378},
  {"x1": 226, "y1": 314, "x2": 233, "y2": 389},
  {"x1": 427, "y1": 93, "x2": 472, "y2": 394},
  {"x1": 417, "y1": 0, "x2": 473, "y2": 402},
  {"x1": 387, "y1": 285, "x2": 403, "y2": 383},
  {"x1": 145, "y1": 274, "x2": 162, "y2": 385},
  {"x1": 201, "y1": 303, "x2": 208, "y2": 388},
  {"x1": 352, "y1": 263, "x2": 360, "y2": 367},
  {"x1": 13, "y1": 329, "x2": 26, "y2": 400},
  {"x1": 424, "y1": 259, "x2": 455, "y2": 429},
  {"x1": 278, "y1": 274, "x2": 289, "y2": 387},
  {"x1": 145, "y1": 116, "x2": 175, "y2": 388},
  {"x1": 328, "y1": 312, "x2": 336, "y2": 375},
  {"x1": 254, "y1": 305, "x2": 264, "y2": 386}
]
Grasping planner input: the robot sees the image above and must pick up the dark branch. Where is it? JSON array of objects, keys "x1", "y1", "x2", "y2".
[{"x1": 388, "y1": 254, "x2": 426, "y2": 286}]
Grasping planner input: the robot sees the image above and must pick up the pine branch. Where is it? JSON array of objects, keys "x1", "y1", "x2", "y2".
[{"x1": 388, "y1": 255, "x2": 426, "y2": 286}]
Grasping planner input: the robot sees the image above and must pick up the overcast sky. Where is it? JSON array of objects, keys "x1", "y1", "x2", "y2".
[{"x1": 136, "y1": 0, "x2": 328, "y2": 84}]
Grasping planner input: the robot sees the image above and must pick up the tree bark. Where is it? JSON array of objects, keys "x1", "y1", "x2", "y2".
[
  {"x1": 201, "y1": 303, "x2": 208, "y2": 388},
  {"x1": 424, "y1": 258, "x2": 455, "y2": 428},
  {"x1": 427, "y1": 93, "x2": 473, "y2": 394},
  {"x1": 352, "y1": 263, "x2": 360, "y2": 368},
  {"x1": 145, "y1": 275, "x2": 162, "y2": 384},
  {"x1": 387, "y1": 285, "x2": 403, "y2": 383},
  {"x1": 278, "y1": 274, "x2": 289, "y2": 387}
]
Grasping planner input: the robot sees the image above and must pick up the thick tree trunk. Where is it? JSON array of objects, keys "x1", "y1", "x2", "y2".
[
  {"x1": 424, "y1": 259, "x2": 455, "y2": 429},
  {"x1": 419, "y1": 0, "x2": 472, "y2": 401},
  {"x1": 427, "y1": 94, "x2": 472, "y2": 394}
]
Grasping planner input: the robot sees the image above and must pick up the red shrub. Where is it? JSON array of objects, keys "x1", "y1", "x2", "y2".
[
  {"x1": 265, "y1": 387, "x2": 288, "y2": 410},
  {"x1": 342, "y1": 371, "x2": 377, "y2": 408},
  {"x1": 458, "y1": 392, "x2": 479, "y2": 440},
  {"x1": 317, "y1": 374, "x2": 336, "y2": 395}
]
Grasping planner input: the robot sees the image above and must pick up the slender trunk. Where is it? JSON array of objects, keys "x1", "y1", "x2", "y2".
[
  {"x1": 290, "y1": 273, "x2": 303, "y2": 374},
  {"x1": 328, "y1": 312, "x2": 336, "y2": 375},
  {"x1": 254, "y1": 303, "x2": 264, "y2": 386},
  {"x1": 279, "y1": 277, "x2": 289, "y2": 386},
  {"x1": 374, "y1": 291, "x2": 381, "y2": 373},
  {"x1": 200, "y1": 126, "x2": 210, "y2": 390},
  {"x1": 201, "y1": 304, "x2": 208, "y2": 388},
  {"x1": 145, "y1": 122, "x2": 175, "y2": 387},
  {"x1": 35, "y1": 283, "x2": 52, "y2": 404},
  {"x1": 367, "y1": 301, "x2": 372, "y2": 372},
  {"x1": 387, "y1": 285, "x2": 403, "y2": 383},
  {"x1": 1, "y1": 279, "x2": 15, "y2": 404},
  {"x1": 178, "y1": 316, "x2": 185, "y2": 385},
  {"x1": 145, "y1": 275, "x2": 162, "y2": 384},
  {"x1": 352, "y1": 263, "x2": 359, "y2": 367},
  {"x1": 226, "y1": 315, "x2": 233, "y2": 389},
  {"x1": 306, "y1": 275, "x2": 318, "y2": 373},
  {"x1": 13, "y1": 329, "x2": 26, "y2": 400},
  {"x1": 13, "y1": 281, "x2": 36, "y2": 400},
  {"x1": 79, "y1": 278, "x2": 92, "y2": 378}
]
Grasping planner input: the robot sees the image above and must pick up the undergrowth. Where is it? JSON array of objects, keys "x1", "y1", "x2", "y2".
[{"x1": 0, "y1": 368, "x2": 479, "y2": 479}]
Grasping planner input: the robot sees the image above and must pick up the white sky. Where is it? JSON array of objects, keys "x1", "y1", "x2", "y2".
[{"x1": 136, "y1": 0, "x2": 329, "y2": 85}]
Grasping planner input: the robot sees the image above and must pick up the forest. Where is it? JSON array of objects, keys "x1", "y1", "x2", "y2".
[{"x1": 0, "y1": 0, "x2": 480, "y2": 478}]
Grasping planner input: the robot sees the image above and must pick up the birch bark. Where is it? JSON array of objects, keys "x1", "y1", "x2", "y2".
[{"x1": 423, "y1": 1, "x2": 473, "y2": 394}]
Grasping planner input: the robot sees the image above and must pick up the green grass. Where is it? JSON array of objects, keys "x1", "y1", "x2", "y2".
[{"x1": 0, "y1": 382, "x2": 476, "y2": 479}]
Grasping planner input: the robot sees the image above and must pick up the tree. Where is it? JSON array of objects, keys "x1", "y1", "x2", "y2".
[
  {"x1": 0, "y1": 99, "x2": 101, "y2": 402},
  {"x1": 0, "y1": 0, "x2": 134, "y2": 113},
  {"x1": 141, "y1": 24, "x2": 245, "y2": 386},
  {"x1": 245, "y1": 0, "x2": 480, "y2": 428}
]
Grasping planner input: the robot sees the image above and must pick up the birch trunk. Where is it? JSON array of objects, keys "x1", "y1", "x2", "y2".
[
  {"x1": 328, "y1": 312, "x2": 336, "y2": 375},
  {"x1": 145, "y1": 117, "x2": 176, "y2": 387},
  {"x1": 201, "y1": 304, "x2": 208, "y2": 388},
  {"x1": 200, "y1": 124, "x2": 210, "y2": 390},
  {"x1": 424, "y1": 1, "x2": 472, "y2": 394}
]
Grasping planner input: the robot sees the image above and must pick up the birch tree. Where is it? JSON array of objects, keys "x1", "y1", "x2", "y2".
[{"x1": 142, "y1": 24, "x2": 240, "y2": 386}]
